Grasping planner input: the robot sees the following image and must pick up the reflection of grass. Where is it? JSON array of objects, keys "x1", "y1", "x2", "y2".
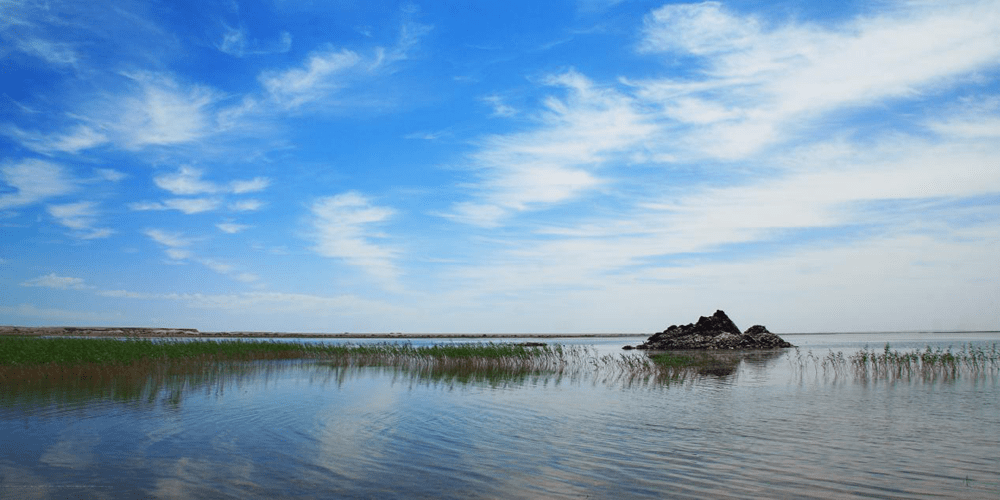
[
  {"x1": 790, "y1": 343, "x2": 1000, "y2": 381},
  {"x1": 649, "y1": 352, "x2": 741, "y2": 376},
  {"x1": 0, "y1": 337, "x2": 763, "y2": 404}
]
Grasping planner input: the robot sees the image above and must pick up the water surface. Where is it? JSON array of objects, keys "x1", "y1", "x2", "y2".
[{"x1": 1, "y1": 333, "x2": 998, "y2": 499}]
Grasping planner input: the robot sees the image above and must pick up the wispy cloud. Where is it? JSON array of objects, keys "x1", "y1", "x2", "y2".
[
  {"x1": 217, "y1": 25, "x2": 292, "y2": 57},
  {"x1": 47, "y1": 201, "x2": 113, "y2": 239},
  {"x1": 21, "y1": 273, "x2": 92, "y2": 290},
  {"x1": 229, "y1": 199, "x2": 264, "y2": 212},
  {"x1": 110, "y1": 72, "x2": 223, "y2": 150},
  {"x1": 144, "y1": 229, "x2": 195, "y2": 260},
  {"x1": 129, "y1": 167, "x2": 269, "y2": 215},
  {"x1": 216, "y1": 222, "x2": 251, "y2": 234},
  {"x1": 445, "y1": 70, "x2": 657, "y2": 227},
  {"x1": 259, "y1": 17, "x2": 430, "y2": 110},
  {"x1": 483, "y1": 95, "x2": 518, "y2": 117},
  {"x1": 260, "y1": 47, "x2": 364, "y2": 109},
  {"x1": 309, "y1": 192, "x2": 399, "y2": 285},
  {"x1": 153, "y1": 166, "x2": 270, "y2": 196},
  {"x1": 98, "y1": 289, "x2": 400, "y2": 320},
  {"x1": 632, "y1": 0, "x2": 1000, "y2": 159},
  {"x1": 1, "y1": 124, "x2": 108, "y2": 155},
  {"x1": 14, "y1": 37, "x2": 79, "y2": 67},
  {"x1": 229, "y1": 177, "x2": 271, "y2": 194},
  {"x1": 0, "y1": 159, "x2": 76, "y2": 209},
  {"x1": 129, "y1": 198, "x2": 222, "y2": 215},
  {"x1": 143, "y1": 228, "x2": 256, "y2": 281},
  {"x1": 198, "y1": 258, "x2": 258, "y2": 283}
]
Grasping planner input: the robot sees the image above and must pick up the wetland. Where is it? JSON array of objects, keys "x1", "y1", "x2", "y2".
[{"x1": 1, "y1": 332, "x2": 998, "y2": 498}]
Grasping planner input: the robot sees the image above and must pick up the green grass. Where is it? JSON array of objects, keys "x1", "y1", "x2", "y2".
[
  {"x1": 0, "y1": 335, "x2": 346, "y2": 366},
  {"x1": 0, "y1": 336, "x2": 744, "y2": 395},
  {"x1": 0, "y1": 336, "x2": 779, "y2": 406}
]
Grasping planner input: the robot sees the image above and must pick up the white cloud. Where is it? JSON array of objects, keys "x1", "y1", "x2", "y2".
[
  {"x1": 143, "y1": 230, "x2": 257, "y2": 282},
  {"x1": 114, "y1": 72, "x2": 222, "y2": 149},
  {"x1": 154, "y1": 166, "x2": 219, "y2": 195},
  {"x1": 15, "y1": 36, "x2": 79, "y2": 67},
  {"x1": 153, "y1": 166, "x2": 270, "y2": 195},
  {"x1": 258, "y1": 19, "x2": 429, "y2": 110},
  {"x1": 144, "y1": 229, "x2": 193, "y2": 250},
  {"x1": 196, "y1": 258, "x2": 258, "y2": 282},
  {"x1": 166, "y1": 248, "x2": 193, "y2": 260},
  {"x1": 129, "y1": 198, "x2": 221, "y2": 214},
  {"x1": 2, "y1": 124, "x2": 108, "y2": 155},
  {"x1": 21, "y1": 273, "x2": 91, "y2": 290},
  {"x1": 47, "y1": 202, "x2": 96, "y2": 230},
  {"x1": 634, "y1": 0, "x2": 1000, "y2": 159},
  {"x1": 230, "y1": 177, "x2": 271, "y2": 194},
  {"x1": 640, "y1": 2, "x2": 758, "y2": 55},
  {"x1": 483, "y1": 95, "x2": 518, "y2": 117},
  {"x1": 47, "y1": 201, "x2": 114, "y2": 239},
  {"x1": 260, "y1": 47, "x2": 363, "y2": 108},
  {"x1": 445, "y1": 70, "x2": 657, "y2": 227},
  {"x1": 216, "y1": 222, "x2": 251, "y2": 234},
  {"x1": 217, "y1": 25, "x2": 292, "y2": 57},
  {"x1": 0, "y1": 159, "x2": 76, "y2": 209},
  {"x1": 229, "y1": 199, "x2": 264, "y2": 212},
  {"x1": 133, "y1": 168, "x2": 268, "y2": 215},
  {"x1": 309, "y1": 192, "x2": 399, "y2": 284},
  {"x1": 99, "y1": 289, "x2": 401, "y2": 319}
]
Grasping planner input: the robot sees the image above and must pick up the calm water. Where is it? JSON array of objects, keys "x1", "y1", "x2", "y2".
[{"x1": 1, "y1": 333, "x2": 998, "y2": 499}]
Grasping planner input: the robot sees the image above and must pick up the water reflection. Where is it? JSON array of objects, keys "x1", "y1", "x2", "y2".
[
  {"x1": 0, "y1": 348, "x2": 798, "y2": 413},
  {"x1": 0, "y1": 359, "x2": 307, "y2": 413},
  {"x1": 1, "y1": 336, "x2": 999, "y2": 499}
]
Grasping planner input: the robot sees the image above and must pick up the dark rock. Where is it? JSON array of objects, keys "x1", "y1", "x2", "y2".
[{"x1": 633, "y1": 310, "x2": 793, "y2": 350}]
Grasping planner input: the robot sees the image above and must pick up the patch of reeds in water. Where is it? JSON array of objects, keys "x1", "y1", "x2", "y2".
[
  {"x1": 789, "y1": 343, "x2": 1000, "y2": 382},
  {"x1": 0, "y1": 337, "x2": 752, "y2": 404},
  {"x1": 317, "y1": 343, "x2": 718, "y2": 388},
  {"x1": 0, "y1": 336, "x2": 357, "y2": 407}
]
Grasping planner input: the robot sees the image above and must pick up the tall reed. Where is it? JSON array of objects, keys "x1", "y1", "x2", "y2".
[{"x1": 789, "y1": 343, "x2": 999, "y2": 382}]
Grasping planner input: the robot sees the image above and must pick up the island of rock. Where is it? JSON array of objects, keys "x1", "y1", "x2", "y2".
[{"x1": 626, "y1": 310, "x2": 794, "y2": 350}]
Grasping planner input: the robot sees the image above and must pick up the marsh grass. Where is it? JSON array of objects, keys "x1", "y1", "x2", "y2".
[
  {"x1": 0, "y1": 336, "x2": 750, "y2": 402},
  {"x1": 790, "y1": 343, "x2": 1000, "y2": 381},
  {"x1": 0, "y1": 335, "x2": 343, "y2": 366}
]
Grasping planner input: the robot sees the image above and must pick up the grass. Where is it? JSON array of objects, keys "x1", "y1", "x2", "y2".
[
  {"x1": 790, "y1": 343, "x2": 1000, "y2": 381},
  {"x1": 0, "y1": 336, "x2": 751, "y2": 402},
  {"x1": 0, "y1": 335, "x2": 343, "y2": 366}
]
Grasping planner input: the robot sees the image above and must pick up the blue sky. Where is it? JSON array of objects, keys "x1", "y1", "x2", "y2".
[{"x1": 2, "y1": 0, "x2": 998, "y2": 333}]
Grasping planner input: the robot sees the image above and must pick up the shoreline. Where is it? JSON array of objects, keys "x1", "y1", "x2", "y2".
[{"x1": 0, "y1": 326, "x2": 645, "y2": 339}]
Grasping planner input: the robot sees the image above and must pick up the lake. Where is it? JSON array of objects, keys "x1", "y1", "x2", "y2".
[{"x1": 1, "y1": 333, "x2": 998, "y2": 499}]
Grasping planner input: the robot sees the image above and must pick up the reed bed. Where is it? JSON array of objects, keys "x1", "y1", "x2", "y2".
[
  {"x1": 789, "y1": 343, "x2": 1000, "y2": 381},
  {"x1": 0, "y1": 335, "x2": 344, "y2": 366},
  {"x1": 0, "y1": 336, "x2": 743, "y2": 400}
]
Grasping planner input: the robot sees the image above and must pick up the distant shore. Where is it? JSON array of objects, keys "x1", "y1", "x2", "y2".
[{"x1": 0, "y1": 326, "x2": 644, "y2": 339}]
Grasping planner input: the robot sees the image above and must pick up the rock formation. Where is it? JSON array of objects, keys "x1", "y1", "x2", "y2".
[{"x1": 630, "y1": 310, "x2": 793, "y2": 350}]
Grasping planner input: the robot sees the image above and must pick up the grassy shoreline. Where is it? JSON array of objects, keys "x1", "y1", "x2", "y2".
[
  {"x1": 0, "y1": 326, "x2": 643, "y2": 339},
  {"x1": 0, "y1": 336, "x2": 714, "y2": 387},
  {"x1": 4, "y1": 336, "x2": 996, "y2": 386}
]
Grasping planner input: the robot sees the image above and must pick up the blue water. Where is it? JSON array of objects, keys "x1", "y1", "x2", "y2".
[{"x1": 1, "y1": 333, "x2": 998, "y2": 499}]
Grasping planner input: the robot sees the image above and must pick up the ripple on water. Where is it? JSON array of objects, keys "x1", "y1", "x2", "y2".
[{"x1": 1, "y1": 336, "x2": 998, "y2": 498}]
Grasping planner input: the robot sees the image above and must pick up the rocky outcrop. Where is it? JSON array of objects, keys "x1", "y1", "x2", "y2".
[{"x1": 630, "y1": 310, "x2": 793, "y2": 350}]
